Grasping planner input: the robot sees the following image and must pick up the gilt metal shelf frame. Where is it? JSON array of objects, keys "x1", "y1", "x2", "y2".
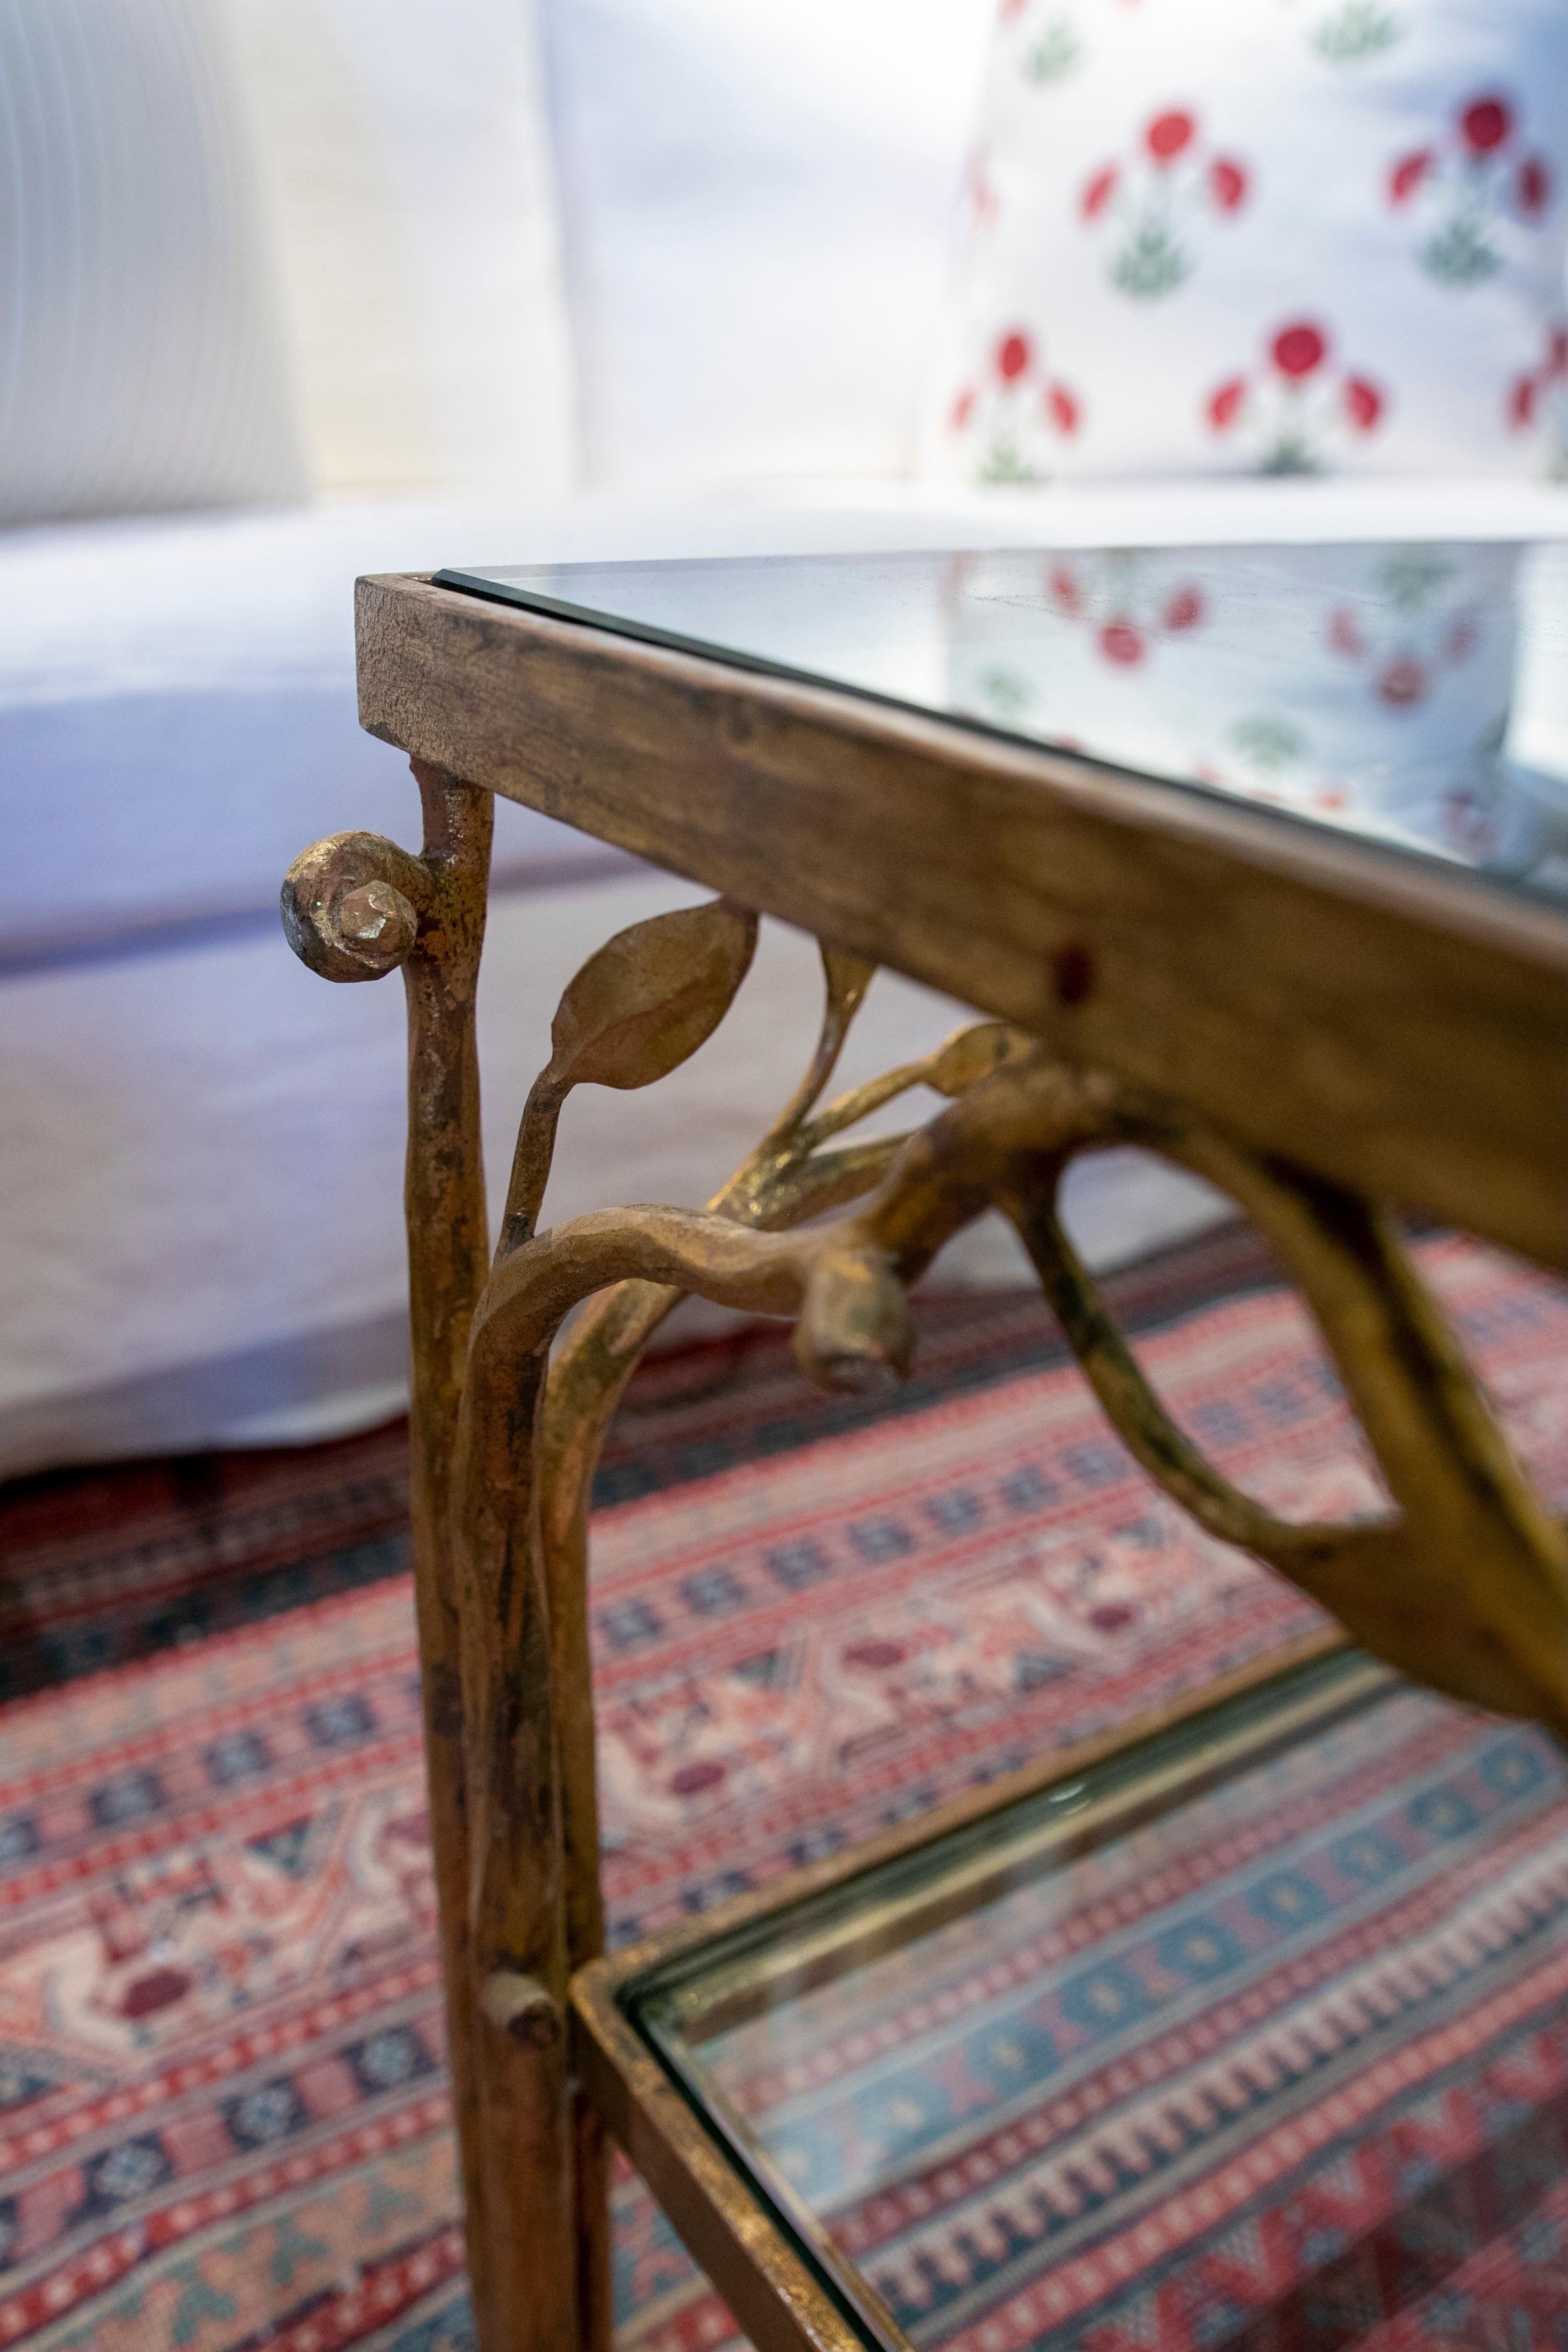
[{"x1": 283, "y1": 717, "x2": 1568, "y2": 2352}]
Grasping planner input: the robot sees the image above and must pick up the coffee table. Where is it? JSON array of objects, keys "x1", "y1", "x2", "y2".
[{"x1": 282, "y1": 536, "x2": 1568, "y2": 2352}]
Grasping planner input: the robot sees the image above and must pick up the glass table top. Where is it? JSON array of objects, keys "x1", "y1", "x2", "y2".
[
  {"x1": 618, "y1": 1651, "x2": 1568, "y2": 2350},
  {"x1": 435, "y1": 541, "x2": 1568, "y2": 906}
]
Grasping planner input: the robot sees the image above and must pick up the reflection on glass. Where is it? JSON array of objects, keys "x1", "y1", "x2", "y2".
[
  {"x1": 630, "y1": 1656, "x2": 1568, "y2": 2352},
  {"x1": 949, "y1": 542, "x2": 1536, "y2": 869},
  {"x1": 435, "y1": 542, "x2": 1568, "y2": 900}
]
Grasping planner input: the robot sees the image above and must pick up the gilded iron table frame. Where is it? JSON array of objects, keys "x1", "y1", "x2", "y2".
[{"x1": 279, "y1": 569, "x2": 1568, "y2": 2352}]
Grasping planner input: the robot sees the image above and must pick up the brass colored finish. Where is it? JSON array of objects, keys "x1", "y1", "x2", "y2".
[
  {"x1": 286, "y1": 719, "x2": 1566, "y2": 2352},
  {"x1": 1005, "y1": 1123, "x2": 1568, "y2": 1734},
  {"x1": 538, "y1": 966, "x2": 1030, "y2": 1985},
  {"x1": 570, "y1": 1959, "x2": 869, "y2": 2352},
  {"x1": 354, "y1": 572, "x2": 1568, "y2": 1274},
  {"x1": 283, "y1": 760, "x2": 498, "y2": 2311}
]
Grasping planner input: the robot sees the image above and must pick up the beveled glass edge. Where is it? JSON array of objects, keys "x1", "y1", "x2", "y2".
[
  {"x1": 433, "y1": 564, "x2": 851, "y2": 695},
  {"x1": 430, "y1": 561, "x2": 1568, "y2": 922},
  {"x1": 617, "y1": 1647, "x2": 1390, "y2": 2352}
]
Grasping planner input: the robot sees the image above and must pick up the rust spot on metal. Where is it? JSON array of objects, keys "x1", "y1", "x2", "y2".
[{"x1": 1052, "y1": 941, "x2": 1094, "y2": 1007}]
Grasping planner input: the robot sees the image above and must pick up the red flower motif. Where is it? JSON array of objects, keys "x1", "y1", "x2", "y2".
[
  {"x1": 1272, "y1": 322, "x2": 1328, "y2": 380},
  {"x1": 1146, "y1": 109, "x2": 1196, "y2": 165},
  {"x1": 1389, "y1": 149, "x2": 1434, "y2": 204},
  {"x1": 1445, "y1": 615, "x2": 1479, "y2": 664},
  {"x1": 1550, "y1": 327, "x2": 1568, "y2": 376},
  {"x1": 1209, "y1": 157, "x2": 1248, "y2": 211},
  {"x1": 1081, "y1": 163, "x2": 1119, "y2": 220},
  {"x1": 950, "y1": 386, "x2": 976, "y2": 433},
  {"x1": 1162, "y1": 587, "x2": 1204, "y2": 632},
  {"x1": 1518, "y1": 155, "x2": 1552, "y2": 215},
  {"x1": 1328, "y1": 608, "x2": 1365, "y2": 659},
  {"x1": 1378, "y1": 657, "x2": 1428, "y2": 708},
  {"x1": 1207, "y1": 376, "x2": 1247, "y2": 431},
  {"x1": 996, "y1": 330, "x2": 1032, "y2": 383},
  {"x1": 1460, "y1": 96, "x2": 1512, "y2": 156},
  {"x1": 1100, "y1": 620, "x2": 1145, "y2": 666},
  {"x1": 1344, "y1": 376, "x2": 1383, "y2": 432},
  {"x1": 1048, "y1": 566, "x2": 1081, "y2": 616},
  {"x1": 1509, "y1": 374, "x2": 1538, "y2": 428},
  {"x1": 1046, "y1": 382, "x2": 1080, "y2": 434}
]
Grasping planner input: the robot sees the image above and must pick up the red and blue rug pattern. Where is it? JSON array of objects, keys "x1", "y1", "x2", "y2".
[
  {"x1": 698, "y1": 1681, "x2": 1568, "y2": 2352},
  {"x1": 0, "y1": 1232, "x2": 1565, "y2": 2350}
]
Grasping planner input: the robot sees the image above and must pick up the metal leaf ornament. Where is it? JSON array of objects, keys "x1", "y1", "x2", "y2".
[
  {"x1": 927, "y1": 1021, "x2": 1036, "y2": 1098},
  {"x1": 544, "y1": 899, "x2": 759, "y2": 1091},
  {"x1": 499, "y1": 900, "x2": 759, "y2": 1252}
]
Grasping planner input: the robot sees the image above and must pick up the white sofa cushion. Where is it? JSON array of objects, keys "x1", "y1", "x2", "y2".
[
  {"x1": 543, "y1": 0, "x2": 991, "y2": 490},
  {"x1": 0, "y1": 869, "x2": 1228, "y2": 1479},
  {"x1": 0, "y1": 488, "x2": 1147, "y2": 949},
  {"x1": 228, "y1": 0, "x2": 577, "y2": 500},
  {"x1": 0, "y1": 498, "x2": 632, "y2": 949},
  {"x1": 0, "y1": 0, "x2": 307, "y2": 524},
  {"x1": 924, "y1": 0, "x2": 1568, "y2": 484}
]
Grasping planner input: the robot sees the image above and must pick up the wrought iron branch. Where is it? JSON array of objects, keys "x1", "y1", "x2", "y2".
[
  {"x1": 282, "y1": 763, "x2": 499, "y2": 2314},
  {"x1": 281, "y1": 809, "x2": 1568, "y2": 2352}
]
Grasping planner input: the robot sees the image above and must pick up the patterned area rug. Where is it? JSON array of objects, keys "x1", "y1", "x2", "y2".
[
  {"x1": 0, "y1": 1233, "x2": 1565, "y2": 2351},
  {"x1": 694, "y1": 1679, "x2": 1568, "y2": 2352},
  {"x1": 0, "y1": 1223, "x2": 1289, "y2": 1701}
]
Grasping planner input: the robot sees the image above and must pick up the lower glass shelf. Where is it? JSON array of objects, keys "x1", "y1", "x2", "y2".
[{"x1": 620, "y1": 1650, "x2": 1568, "y2": 2350}]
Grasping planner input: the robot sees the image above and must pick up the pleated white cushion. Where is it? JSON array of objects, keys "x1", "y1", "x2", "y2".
[{"x1": 0, "y1": 0, "x2": 308, "y2": 524}]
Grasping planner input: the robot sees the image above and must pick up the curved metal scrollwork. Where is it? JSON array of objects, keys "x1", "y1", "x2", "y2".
[{"x1": 284, "y1": 769, "x2": 1568, "y2": 2352}]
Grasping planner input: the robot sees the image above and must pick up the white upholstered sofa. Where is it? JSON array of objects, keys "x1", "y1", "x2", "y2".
[{"x1": 5, "y1": 0, "x2": 1567, "y2": 1480}]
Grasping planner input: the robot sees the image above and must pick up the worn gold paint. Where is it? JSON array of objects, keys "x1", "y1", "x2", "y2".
[{"x1": 284, "y1": 781, "x2": 1566, "y2": 2352}]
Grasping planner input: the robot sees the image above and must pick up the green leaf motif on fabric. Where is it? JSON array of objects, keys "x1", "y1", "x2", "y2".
[
  {"x1": 1419, "y1": 213, "x2": 1502, "y2": 285},
  {"x1": 1110, "y1": 220, "x2": 1190, "y2": 299},
  {"x1": 978, "y1": 441, "x2": 1045, "y2": 486},
  {"x1": 1378, "y1": 547, "x2": 1454, "y2": 610},
  {"x1": 1024, "y1": 19, "x2": 1080, "y2": 83},
  {"x1": 1258, "y1": 435, "x2": 1323, "y2": 477},
  {"x1": 1230, "y1": 717, "x2": 1309, "y2": 771},
  {"x1": 978, "y1": 667, "x2": 1033, "y2": 723},
  {"x1": 1313, "y1": 2, "x2": 1402, "y2": 61}
]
